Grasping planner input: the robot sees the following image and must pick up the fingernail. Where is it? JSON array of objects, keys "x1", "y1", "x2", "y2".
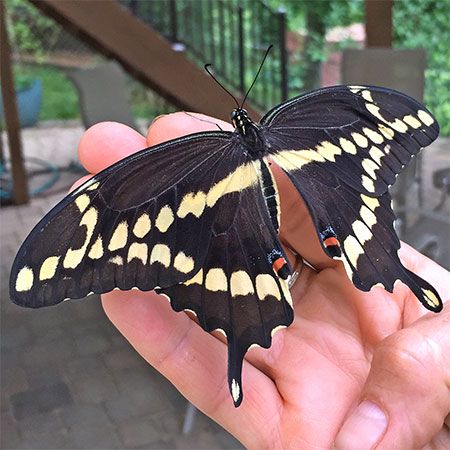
[{"x1": 334, "y1": 401, "x2": 388, "y2": 450}]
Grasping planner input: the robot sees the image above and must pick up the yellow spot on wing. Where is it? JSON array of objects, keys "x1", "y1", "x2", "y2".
[
  {"x1": 109, "y1": 255, "x2": 123, "y2": 265},
  {"x1": 363, "y1": 127, "x2": 384, "y2": 144},
  {"x1": 343, "y1": 235, "x2": 364, "y2": 267},
  {"x1": 150, "y1": 244, "x2": 171, "y2": 267},
  {"x1": 75, "y1": 194, "x2": 90, "y2": 213},
  {"x1": 417, "y1": 110, "x2": 434, "y2": 126},
  {"x1": 361, "y1": 90, "x2": 373, "y2": 102},
  {"x1": 339, "y1": 137, "x2": 357, "y2": 155},
  {"x1": 421, "y1": 288, "x2": 440, "y2": 308},
  {"x1": 316, "y1": 141, "x2": 342, "y2": 161},
  {"x1": 351, "y1": 132, "x2": 369, "y2": 148},
  {"x1": 155, "y1": 206, "x2": 174, "y2": 232},
  {"x1": 177, "y1": 191, "x2": 207, "y2": 218},
  {"x1": 362, "y1": 158, "x2": 379, "y2": 179},
  {"x1": 366, "y1": 103, "x2": 408, "y2": 133},
  {"x1": 127, "y1": 242, "x2": 148, "y2": 264},
  {"x1": 271, "y1": 149, "x2": 325, "y2": 172},
  {"x1": 205, "y1": 268, "x2": 228, "y2": 292},
  {"x1": 360, "y1": 205, "x2": 377, "y2": 228},
  {"x1": 88, "y1": 236, "x2": 103, "y2": 259},
  {"x1": 108, "y1": 221, "x2": 128, "y2": 251},
  {"x1": 352, "y1": 220, "x2": 373, "y2": 244},
  {"x1": 361, "y1": 194, "x2": 380, "y2": 211},
  {"x1": 16, "y1": 266, "x2": 34, "y2": 292},
  {"x1": 255, "y1": 274, "x2": 281, "y2": 300},
  {"x1": 378, "y1": 124, "x2": 395, "y2": 140},
  {"x1": 362, "y1": 175, "x2": 375, "y2": 192},
  {"x1": 231, "y1": 379, "x2": 240, "y2": 403},
  {"x1": 39, "y1": 256, "x2": 60, "y2": 281},
  {"x1": 403, "y1": 115, "x2": 421, "y2": 129},
  {"x1": 230, "y1": 271, "x2": 254, "y2": 297},
  {"x1": 206, "y1": 163, "x2": 259, "y2": 208},
  {"x1": 63, "y1": 207, "x2": 98, "y2": 269},
  {"x1": 369, "y1": 146, "x2": 385, "y2": 165},
  {"x1": 173, "y1": 251, "x2": 195, "y2": 273},
  {"x1": 133, "y1": 213, "x2": 151, "y2": 238}
]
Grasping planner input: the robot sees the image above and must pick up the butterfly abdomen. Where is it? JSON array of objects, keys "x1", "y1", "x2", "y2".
[{"x1": 257, "y1": 159, "x2": 280, "y2": 233}]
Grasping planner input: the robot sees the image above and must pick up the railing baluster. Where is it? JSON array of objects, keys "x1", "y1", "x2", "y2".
[
  {"x1": 277, "y1": 7, "x2": 288, "y2": 102},
  {"x1": 238, "y1": 6, "x2": 245, "y2": 95},
  {"x1": 169, "y1": 0, "x2": 178, "y2": 43}
]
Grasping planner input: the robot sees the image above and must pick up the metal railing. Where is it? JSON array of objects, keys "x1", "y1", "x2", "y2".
[{"x1": 121, "y1": 0, "x2": 288, "y2": 112}]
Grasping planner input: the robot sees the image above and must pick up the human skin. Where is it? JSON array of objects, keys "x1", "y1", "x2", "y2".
[{"x1": 74, "y1": 113, "x2": 450, "y2": 449}]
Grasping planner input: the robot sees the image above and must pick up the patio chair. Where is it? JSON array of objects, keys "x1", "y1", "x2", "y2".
[{"x1": 66, "y1": 61, "x2": 138, "y2": 131}]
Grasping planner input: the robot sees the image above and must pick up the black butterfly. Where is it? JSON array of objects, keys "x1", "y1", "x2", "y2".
[{"x1": 10, "y1": 84, "x2": 442, "y2": 407}]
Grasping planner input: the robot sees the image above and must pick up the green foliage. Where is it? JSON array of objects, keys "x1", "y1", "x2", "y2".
[
  {"x1": 394, "y1": 0, "x2": 450, "y2": 136},
  {"x1": 6, "y1": 0, "x2": 55, "y2": 60}
]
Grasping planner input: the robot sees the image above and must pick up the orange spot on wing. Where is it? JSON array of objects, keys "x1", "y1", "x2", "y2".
[
  {"x1": 272, "y1": 257, "x2": 286, "y2": 272},
  {"x1": 324, "y1": 237, "x2": 339, "y2": 247}
]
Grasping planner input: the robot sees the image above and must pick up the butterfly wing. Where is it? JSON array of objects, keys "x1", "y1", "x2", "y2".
[
  {"x1": 262, "y1": 85, "x2": 442, "y2": 312},
  {"x1": 159, "y1": 159, "x2": 293, "y2": 406},
  {"x1": 262, "y1": 85, "x2": 439, "y2": 196},
  {"x1": 10, "y1": 132, "x2": 293, "y2": 406},
  {"x1": 10, "y1": 131, "x2": 241, "y2": 307}
]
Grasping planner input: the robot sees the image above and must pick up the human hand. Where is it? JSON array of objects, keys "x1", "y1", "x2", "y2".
[{"x1": 75, "y1": 114, "x2": 450, "y2": 449}]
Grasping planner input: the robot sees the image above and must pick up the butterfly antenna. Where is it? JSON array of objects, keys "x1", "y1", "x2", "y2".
[
  {"x1": 241, "y1": 44, "x2": 273, "y2": 108},
  {"x1": 205, "y1": 64, "x2": 240, "y2": 108}
]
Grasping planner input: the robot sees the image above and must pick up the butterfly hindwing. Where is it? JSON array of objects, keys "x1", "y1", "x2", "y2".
[
  {"x1": 159, "y1": 160, "x2": 293, "y2": 406},
  {"x1": 279, "y1": 162, "x2": 442, "y2": 312}
]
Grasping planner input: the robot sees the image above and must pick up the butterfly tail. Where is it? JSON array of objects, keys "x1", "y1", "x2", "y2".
[
  {"x1": 400, "y1": 269, "x2": 443, "y2": 312},
  {"x1": 227, "y1": 338, "x2": 245, "y2": 407}
]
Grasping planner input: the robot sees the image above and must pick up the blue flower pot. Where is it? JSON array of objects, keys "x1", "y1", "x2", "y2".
[{"x1": 0, "y1": 79, "x2": 42, "y2": 128}]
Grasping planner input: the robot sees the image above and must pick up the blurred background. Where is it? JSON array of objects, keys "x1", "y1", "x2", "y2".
[{"x1": 1, "y1": 1, "x2": 449, "y2": 449}]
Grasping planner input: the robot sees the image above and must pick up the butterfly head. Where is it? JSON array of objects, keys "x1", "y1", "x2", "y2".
[{"x1": 231, "y1": 108, "x2": 252, "y2": 135}]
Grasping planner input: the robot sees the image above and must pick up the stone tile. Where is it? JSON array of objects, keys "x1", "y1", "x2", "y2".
[
  {"x1": 17, "y1": 410, "x2": 65, "y2": 439},
  {"x1": 104, "y1": 380, "x2": 172, "y2": 423},
  {"x1": 117, "y1": 416, "x2": 167, "y2": 449},
  {"x1": 19, "y1": 430, "x2": 69, "y2": 450},
  {"x1": 1, "y1": 366, "x2": 29, "y2": 397},
  {"x1": 69, "y1": 374, "x2": 119, "y2": 405},
  {"x1": 0, "y1": 324, "x2": 31, "y2": 350},
  {"x1": 60, "y1": 403, "x2": 113, "y2": 430},
  {"x1": 65, "y1": 424, "x2": 122, "y2": 450},
  {"x1": 74, "y1": 331, "x2": 112, "y2": 356},
  {"x1": 102, "y1": 347, "x2": 147, "y2": 372},
  {"x1": 1, "y1": 412, "x2": 20, "y2": 449},
  {"x1": 172, "y1": 429, "x2": 222, "y2": 449},
  {"x1": 10, "y1": 381, "x2": 73, "y2": 420},
  {"x1": 21, "y1": 338, "x2": 76, "y2": 367}
]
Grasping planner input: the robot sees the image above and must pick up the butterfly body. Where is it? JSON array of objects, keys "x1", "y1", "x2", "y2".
[{"x1": 10, "y1": 85, "x2": 443, "y2": 407}]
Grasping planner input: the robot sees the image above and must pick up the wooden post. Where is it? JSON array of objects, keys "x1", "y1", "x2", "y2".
[
  {"x1": 365, "y1": 0, "x2": 393, "y2": 48},
  {"x1": 0, "y1": 2, "x2": 29, "y2": 204}
]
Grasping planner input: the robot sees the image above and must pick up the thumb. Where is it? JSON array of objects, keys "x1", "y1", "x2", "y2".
[{"x1": 335, "y1": 302, "x2": 450, "y2": 449}]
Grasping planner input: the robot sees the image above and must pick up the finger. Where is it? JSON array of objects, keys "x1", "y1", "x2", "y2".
[
  {"x1": 335, "y1": 302, "x2": 450, "y2": 449},
  {"x1": 78, "y1": 121, "x2": 147, "y2": 173},
  {"x1": 147, "y1": 112, "x2": 232, "y2": 146},
  {"x1": 102, "y1": 289, "x2": 283, "y2": 448}
]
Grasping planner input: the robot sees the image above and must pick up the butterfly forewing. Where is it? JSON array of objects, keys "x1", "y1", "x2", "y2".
[
  {"x1": 263, "y1": 85, "x2": 439, "y2": 196},
  {"x1": 10, "y1": 132, "x2": 242, "y2": 306}
]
